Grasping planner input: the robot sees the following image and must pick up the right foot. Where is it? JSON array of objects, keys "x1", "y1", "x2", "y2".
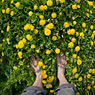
[{"x1": 56, "y1": 54, "x2": 67, "y2": 81}]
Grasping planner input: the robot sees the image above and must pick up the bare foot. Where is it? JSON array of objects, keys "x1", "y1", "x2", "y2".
[
  {"x1": 30, "y1": 56, "x2": 41, "y2": 76},
  {"x1": 56, "y1": 54, "x2": 68, "y2": 86},
  {"x1": 30, "y1": 56, "x2": 43, "y2": 88}
]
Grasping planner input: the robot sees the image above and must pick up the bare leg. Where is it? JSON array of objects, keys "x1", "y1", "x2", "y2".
[
  {"x1": 56, "y1": 54, "x2": 69, "y2": 86},
  {"x1": 30, "y1": 56, "x2": 43, "y2": 88},
  {"x1": 32, "y1": 73, "x2": 43, "y2": 88}
]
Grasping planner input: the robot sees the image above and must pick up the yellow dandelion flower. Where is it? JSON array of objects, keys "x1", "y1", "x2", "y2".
[
  {"x1": 15, "y1": 45, "x2": 18, "y2": 49},
  {"x1": 44, "y1": 28, "x2": 51, "y2": 36},
  {"x1": 36, "y1": 49, "x2": 39, "y2": 53},
  {"x1": 29, "y1": 24, "x2": 34, "y2": 31},
  {"x1": 87, "y1": 1, "x2": 93, "y2": 6},
  {"x1": 34, "y1": 29, "x2": 38, "y2": 34},
  {"x1": 55, "y1": 48, "x2": 60, "y2": 54},
  {"x1": 6, "y1": 8, "x2": 10, "y2": 14},
  {"x1": 46, "y1": 50, "x2": 51, "y2": 55},
  {"x1": 77, "y1": 5, "x2": 80, "y2": 8},
  {"x1": 56, "y1": 33, "x2": 58, "y2": 36},
  {"x1": 86, "y1": 13, "x2": 89, "y2": 17},
  {"x1": 44, "y1": 5, "x2": 47, "y2": 10},
  {"x1": 34, "y1": 5, "x2": 38, "y2": 10},
  {"x1": 2, "y1": 0, "x2": 4, "y2": 2},
  {"x1": 73, "y1": 54, "x2": 77, "y2": 58},
  {"x1": 90, "y1": 25, "x2": 94, "y2": 30},
  {"x1": 75, "y1": 73, "x2": 79, "y2": 78},
  {"x1": 39, "y1": 5, "x2": 45, "y2": 11},
  {"x1": 39, "y1": 15, "x2": 44, "y2": 19},
  {"x1": 70, "y1": 29, "x2": 75, "y2": 35},
  {"x1": 75, "y1": 46, "x2": 80, "y2": 52},
  {"x1": 42, "y1": 80, "x2": 47, "y2": 84},
  {"x1": 87, "y1": 86, "x2": 91, "y2": 90},
  {"x1": 50, "y1": 90, "x2": 54, "y2": 93},
  {"x1": 47, "y1": 0, "x2": 53, "y2": 6},
  {"x1": 26, "y1": 34, "x2": 33, "y2": 41},
  {"x1": 6, "y1": 38, "x2": 9, "y2": 42},
  {"x1": 40, "y1": 20, "x2": 46, "y2": 26},
  {"x1": 46, "y1": 23, "x2": 54, "y2": 29},
  {"x1": 42, "y1": 65, "x2": 46, "y2": 69},
  {"x1": 1, "y1": 30, "x2": 4, "y2": 33},
  {"x1": 38, "y1": 61, "x2": 43, "y2": 67},
  {"x1": 92, "y1": 69, "x2": 95, "y2": 74},
  {"x1": 64, "y1": 22, "x2": 69, "y2": 28},
  {"x1": 80, "y1": 32, "x2": 84, "y2": 37},
  {"x1": 18, "y1": 40, "x2": 24, "y2": 49},
  {"x1": 43, "y1": 74, "x2": 47, "y2": 79},
  {"x1": 92, "y1": 81, "x2": 94, "y2": 85},
  {"x1": 59, "y1": 12, "x2": 62, "y2": 15},
  {"x1": 72, "y1": 17, "x2": 75, "y2": 20},
  {"x1": 51, "y1": 12, "x2": 57, "y2": 18},
  {"x1": 72, "y1": 67, "x2": 77, "y2": 73},
  {"x1": 78, "y1": 77, "x2": 82, "y2": 81},
  {"x1": 22, "y1": 38, "x2": 26, "y2": 44},
  {"x1": 77, "y1": 56, "x2": 80, "y2": 59},
  {"x1": 68, "y1": 42, "x2": 74, "y2": 48},
  {"x1": 77, "y1": 59, "x2": 82, "y2": 65},
  {"x1": 31, "y1": 44, "x2": 35, "y2": 49},
  {"x1": 2, "y1": 9, "x2": 5, "y2": 14},
  {"x1": 41, "y1": 70, "x2": 46, "y2": 75},
  {"x1": 73, "y1": 21, "x2": 77, "y2": 25},
  {"x1": 11, "y1": 0, "x2": 13, "y2": 4},
  {"x1": 92, "y1": 34, "x2": 94, "y2": 40},
  {"x1": 52, "y1": 36, "x2": 57, "y2": 41},
  {"x1": 10, "y1": 11, "x2": 14, "y2": 16},
  {"x1": 46, "y1": 84, "x2": 52, "y2": 88},
  {"x1": 13, "y1": 66, "x2": 18, "y2": 70},
  {"x1": 89, "y1": 69, "x2": 92, "y2": 73},
  {"x1": 28, "y1": 11, "x2": 33, "y2": 16},
  {"x1": 48, "y1": 76, "x2": 54, "y2": 82},
  {"x1": 7, "y1": 25, "x2": 10, "y2": 32},
  {"x1": 90, "y1": 10, "x2": 92, "y2": 14},
  {"x1": 72, "y1": 4, "x2": 77, "y2": 9},
  {"x1": 34, "y1": 62, "x2": 37, "y2": 66},
  {"x1": 87, "y1": 74, "x2": 91, "y2": 79},
  {"x1": 59, "y1": 0, "x2": 65, "y2": 3},
  {"x1": 2, "y1": 39, "x2": 4, "y2": 43},
  {"x1": 93, "y1": 31, "x2": 95, "y2": 35},
  {"x1": 71, "y1": 38, "x2": 76, "y2": 43},
  {"x1": 18, "y1": 52, "x2": 22, "y2": 59},
  {"x1": 91, "y1": 41, "x2": 93, "y2": 46},
  {"x1": 76, "y1": 32, "x2": 79, "y2": 36},
  {"x1": 82, "y1": 23, "x2": 86, "y2": 28},
  {"x1": 2, "y1": 52, "x2": 4, "y2": 56},
  {"x1": 15, "y1": 2, "x2": 20, "y2": 8}
]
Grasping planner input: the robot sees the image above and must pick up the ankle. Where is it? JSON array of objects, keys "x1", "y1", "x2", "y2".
[
  {"x1": 36, "y1": 73, "x2": 42, "y2": 79},
  {"x1": 57, "y1": 73, "x2": 65, "y2": 80}
]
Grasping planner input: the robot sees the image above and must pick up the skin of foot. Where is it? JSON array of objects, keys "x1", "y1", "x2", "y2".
[
  {"x1": 56, "y1": 54, "x2": 69, "y2": 86},
  {"x1": 30, "y1": 56, "x2": 43, "y2": 88}
]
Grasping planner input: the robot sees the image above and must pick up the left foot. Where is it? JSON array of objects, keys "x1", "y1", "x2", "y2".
[
  {"x1": 30, "y1": 56, "x2": 43, "y2": 88},
  {"x1": 30, "y1": 56, "x2": 41, "y2": 76}
]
